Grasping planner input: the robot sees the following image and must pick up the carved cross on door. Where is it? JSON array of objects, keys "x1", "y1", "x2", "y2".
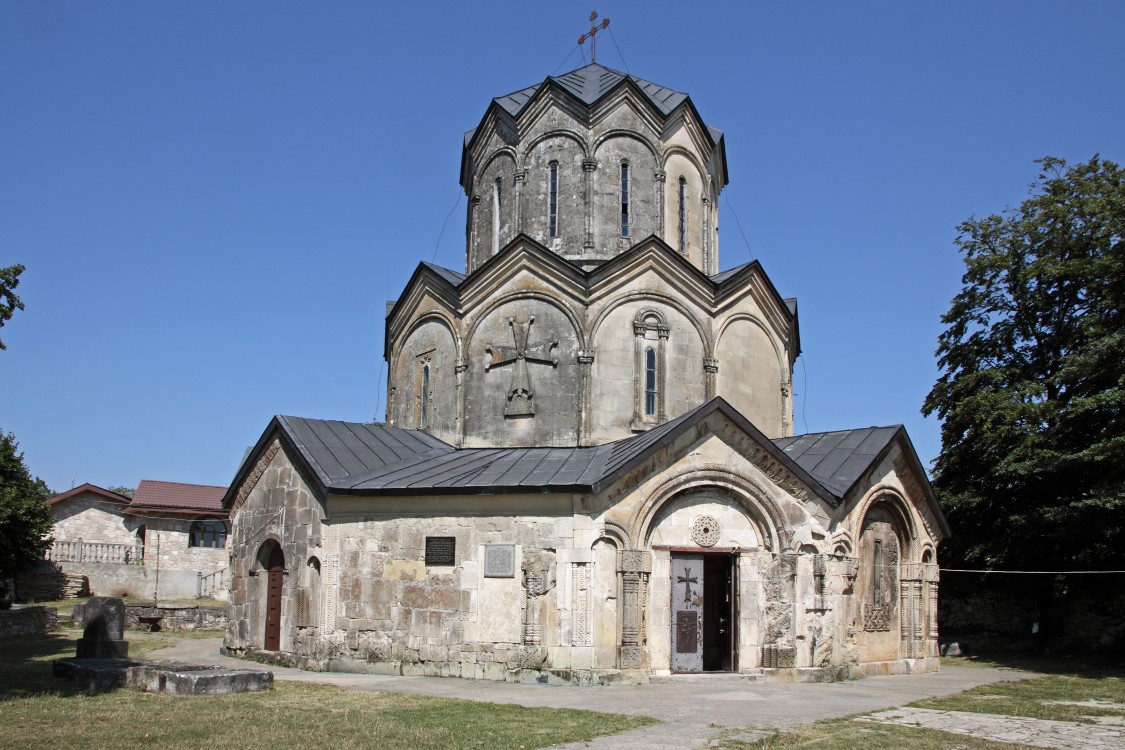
[
  {"x1": 677, "y1": 567, "x2": 699, "y2": 603},
  {"x1": 485, "y1": 315, "x2": 558, "y2": 417}
]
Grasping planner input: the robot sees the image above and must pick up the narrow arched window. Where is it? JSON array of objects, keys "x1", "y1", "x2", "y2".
[
  {"x1": 644, "y1": 346, "x2": 657, "y2": 416},
  {"x1": 620, "y1": 162, "x2": 630, "y2": 237},
  {"x1": 421, "y1": 362, "x2": 430, "y2": 428},
  {"x1": 492, "y1": 177, "x2": 501, "y2": 255},
  {"x1": 677, "y1": 177, "x2": 688, "y2": 252},
  {"x1": 548, "y1": 161, "x2": 559, "y2": 238}
]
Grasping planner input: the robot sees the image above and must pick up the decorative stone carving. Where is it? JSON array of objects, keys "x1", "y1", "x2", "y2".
[
  {"x1": 232, "y1": 440, "x2": 281, "y2": 511},
  {"x1": 323, "y1": 554, "x2": 338, "y2": 631},
  {"x1": 617, "y1": 549, "x2": 651, "y2": 669},
  {"x1": 571, "y1": 562, "x2": 592, "y2": 647},
  {"x1": 618, "y1": 549, "x2": 652, "y2": 573},
  {"x1": 863, "y1": 603, "x2": 892, "y2": 632},
  {"x1": 485, "y1": 315, "x2": 558, "y2": 417},
  {"x1": 521, "y1": 549, "x2": 556, "y2": 646},
  {"x1": 761, "y1": 643, "x2": 796, "y2": 669},
  {"x1": 691, "y1": 515, "x2": 721, "y2": 547},
  {"x1": 745, "y1": 444, "x2": 811, "y2": 502}
]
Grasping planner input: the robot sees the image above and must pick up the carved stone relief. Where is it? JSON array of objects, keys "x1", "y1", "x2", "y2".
[
  {"x1": 485, "y1": 315, "x2": 558, "y2": 417},
  {"x1": 691, "y1": 515, "x2": 721, "y2": 547},
  {"x1": 521, "y1": 549, "x2": 556, "y2": 645},
  {"x1": 571, "y1": 562, "x2": 592, "y2": 647}
]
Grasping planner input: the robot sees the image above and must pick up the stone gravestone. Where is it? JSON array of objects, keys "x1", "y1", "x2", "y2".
[{"x1": 76, "y1": 596, "x2": 129, "y2": 659}]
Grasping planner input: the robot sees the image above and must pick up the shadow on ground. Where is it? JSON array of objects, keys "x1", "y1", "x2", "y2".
[
  {"x1": 0, "y1": 634, "x2": 86, "y2": 700},
  {"x1": 949, "y1": 647, "x2": 1125, "y2": 679}
]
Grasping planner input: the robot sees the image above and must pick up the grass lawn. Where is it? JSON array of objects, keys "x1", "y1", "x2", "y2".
[{"x1": 0, "y1": 635, "x2": 655, "y2": 750}]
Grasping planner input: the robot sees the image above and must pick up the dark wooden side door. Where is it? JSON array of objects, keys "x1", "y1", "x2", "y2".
[{"x1": 265, "y1": 545, "x2": 285, "y2": 651}]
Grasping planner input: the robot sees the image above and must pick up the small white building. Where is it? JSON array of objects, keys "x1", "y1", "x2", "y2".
[{"x1": 46, "y1": 480, "x2": 230, "y2": 600}]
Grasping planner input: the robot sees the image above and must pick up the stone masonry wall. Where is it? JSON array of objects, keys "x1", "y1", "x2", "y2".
[
  {"x1": 51, "y1": 492, "x2": 136, "y2": 546},
  {"x1": 310, "y1": 502, "x2": 575, "y2": 679}
]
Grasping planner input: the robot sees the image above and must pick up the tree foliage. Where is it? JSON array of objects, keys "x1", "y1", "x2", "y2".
[
  {"x1": 107, "y1": 486, "x2": 135, "y2": 498},
  {"x1": 923, "y1": 156, "x2": 1125, "y2": 573},
  {"x1": 0, "y1": 430, "x2": 53, "y2": 575},
  {"x1": 0, "y1": 264, "x2": 26, "y2": 351}
]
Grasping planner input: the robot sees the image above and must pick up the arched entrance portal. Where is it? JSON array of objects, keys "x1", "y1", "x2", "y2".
[{"x1": 264, "y1": 544, "x2": 285, "y2": 651}]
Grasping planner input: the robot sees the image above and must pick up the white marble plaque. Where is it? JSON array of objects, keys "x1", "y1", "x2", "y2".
[{"x1": 484, "y1": 544, "x2": 516, "y2": 578}]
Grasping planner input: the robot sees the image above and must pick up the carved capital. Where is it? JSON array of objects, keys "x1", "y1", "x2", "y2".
[
  {"x1": 577, "y1": 349, "x2": 595, "y2": 365},
  {"x1": 513, "y1": 170, "x2": 526, "y2": 183},
  {"x1": 470, "y1": 194, "x2": 481, "y2": 207},
  {"x1": 618, "y1": 549, "x2": 652, "y2": 574},
  {"x1": 654, "y1": 170, "x2": 666, "y2": 183},
  {"x1": 582, "y1": 158, "x2": 598, "y2": 172},
  {"x1": 657, "y1": 324, "x2": 671, "y2": 340},
  {"x1": 703, "y1": 356, "x2": 718, "y2": 373}
]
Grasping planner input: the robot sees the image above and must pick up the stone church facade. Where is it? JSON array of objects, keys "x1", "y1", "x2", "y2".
[{"x1": 222, "y1": 64, "x2": 948, "y2": 683}]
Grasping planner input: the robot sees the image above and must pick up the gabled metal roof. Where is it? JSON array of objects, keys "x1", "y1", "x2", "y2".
[
  {"x1": 773, "y1": 426, "x2": 901, "y2": 498},
  {"x1": 276, "y1": 416, "x2": 454, "y2": 486},
  {"x1": 420, "y1": 262, "x2": 466, "y2": 287},
  {"x1": 495, "y1": 63, "x2": 689, "y2": 119},
  {"x1": 249, "y1": 399, "x2": 868, "y2": 509}
]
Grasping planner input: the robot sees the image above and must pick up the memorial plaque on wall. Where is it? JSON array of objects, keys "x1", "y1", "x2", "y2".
[
  {"x1": 484, "y1": 544, "x2": 516, "y2": 578},
  {"x1": 425, "y1": 536, "x2": 456, "y2": 566}
]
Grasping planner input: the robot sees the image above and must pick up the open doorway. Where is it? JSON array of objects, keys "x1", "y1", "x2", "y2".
[{"x1": 671, "y1": 553, "x2": 736, "y2": 672}]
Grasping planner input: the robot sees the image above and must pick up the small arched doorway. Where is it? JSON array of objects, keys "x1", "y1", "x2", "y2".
[{"x1": 263, "y1": 543, "x2": 285, "y2": 651}]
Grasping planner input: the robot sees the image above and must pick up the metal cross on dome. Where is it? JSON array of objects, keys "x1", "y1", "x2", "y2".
[
  {"x1": 485, "y1": 315, "x2": 558, "y2": 417},
  {"x1": 578, "y1": 10, "x2": 610, "y2": 64}
]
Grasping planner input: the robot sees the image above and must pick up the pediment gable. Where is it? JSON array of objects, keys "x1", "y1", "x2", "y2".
[{"x1": 387, "y1": 235, "x2": 797, "y2": 344}]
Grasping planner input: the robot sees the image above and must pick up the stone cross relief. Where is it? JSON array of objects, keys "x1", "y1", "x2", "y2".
[{"x1": 485, "y1": 314, "x2": 558, "y2": 417}]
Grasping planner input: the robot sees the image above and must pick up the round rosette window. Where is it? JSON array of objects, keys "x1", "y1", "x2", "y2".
[{"x1": 691, "y1": 515, "x2": 721, "y2": 547}]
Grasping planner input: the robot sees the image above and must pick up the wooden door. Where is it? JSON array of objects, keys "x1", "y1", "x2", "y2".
[
  {"x1": 265, "y1": 545, "x2": 284, "y2": 651},
  {"x1": 671, "y1": 554, "x2": 704, "y2": 672}
]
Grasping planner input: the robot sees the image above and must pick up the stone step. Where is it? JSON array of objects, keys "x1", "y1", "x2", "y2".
[{"x1": 649, "y1": 670, "x2": 764, "y2": 683}]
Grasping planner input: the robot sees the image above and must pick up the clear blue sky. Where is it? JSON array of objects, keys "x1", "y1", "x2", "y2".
[{"x1": 3, "y1": 1, "x2": 1123, "y2": 493}]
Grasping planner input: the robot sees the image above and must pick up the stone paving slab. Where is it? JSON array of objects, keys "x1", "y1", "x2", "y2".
[
  {"x1": 857, "y1": 706, "x2": 1125, "y2": 750},
  {"x1": 152, "y1": 637, "x2": 1040, "y2": 750}
]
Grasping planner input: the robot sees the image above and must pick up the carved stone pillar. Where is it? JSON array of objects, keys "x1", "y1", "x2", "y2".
[
  {"x1": 455, "y1": 357, "x2": 468, "y2": 447},
  {"x1": 925, "y1": 563, "x2": 940, "y2": 655},
  {"x1": 577, "y1": 348, "x2": 595, "y2": 445},
  {"x1": 654, "y1": 170, "x2": 666, "y2": 237},
  {"x1": 582, "y1": 158, "x2": 598, "y2": 252},
  {"x1": 701, "y1": 195, "x2": 713, "y2": 274},
  {"x1": 617, "y1": 550, "x2": 652, "y2": 669},
  {"x1": 522, "y1": 550, "x2": 556, "y2": 646},
  {"x1": 899, "y1": 563, "x2": 925, "y2": 659},
  {"x1": 513, "y1": 170, "x2": 526, "y2": 234},
  {"x1": 467, "y1": 194, "x2": 481, "y2": 271},
  {"x1": 703, "y1": 357, "x2": 719, "y2": 400}
]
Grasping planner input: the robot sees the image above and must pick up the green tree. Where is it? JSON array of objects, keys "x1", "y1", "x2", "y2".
[
  {"x1": 0, "y1": 430, "x2": 53, "y2": 576},
  {"x1": 107, "y1": 486, "x2": 135, "y2": 498},
  {"x1": 0, "y1": 264, "x2": 26, "y2": 351},
  {"x1": 923, "y1": 156, "x2": 1125, "y2": 582}
]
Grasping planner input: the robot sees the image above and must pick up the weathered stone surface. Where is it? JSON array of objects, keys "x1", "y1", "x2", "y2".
[{"x1": 53, "y1": 658, "x2": 272, "y2": 694}]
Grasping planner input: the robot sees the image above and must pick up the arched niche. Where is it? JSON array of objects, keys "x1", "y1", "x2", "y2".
[{"x1": 645, "y1": 487, "x2": 761, "y2": 550}]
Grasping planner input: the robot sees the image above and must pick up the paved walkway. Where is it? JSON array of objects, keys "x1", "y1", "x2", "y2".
[
  {"x1": 858, "y1": 706, "x2": 1125, "y2": 750},
  {"x1": 150, "y1": 637, "x2": 1055, "y2": 749}
]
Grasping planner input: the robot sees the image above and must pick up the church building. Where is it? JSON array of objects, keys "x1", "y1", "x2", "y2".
[{"x1": 221, "y1": 62, "x2": 948, "y2": 682}]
